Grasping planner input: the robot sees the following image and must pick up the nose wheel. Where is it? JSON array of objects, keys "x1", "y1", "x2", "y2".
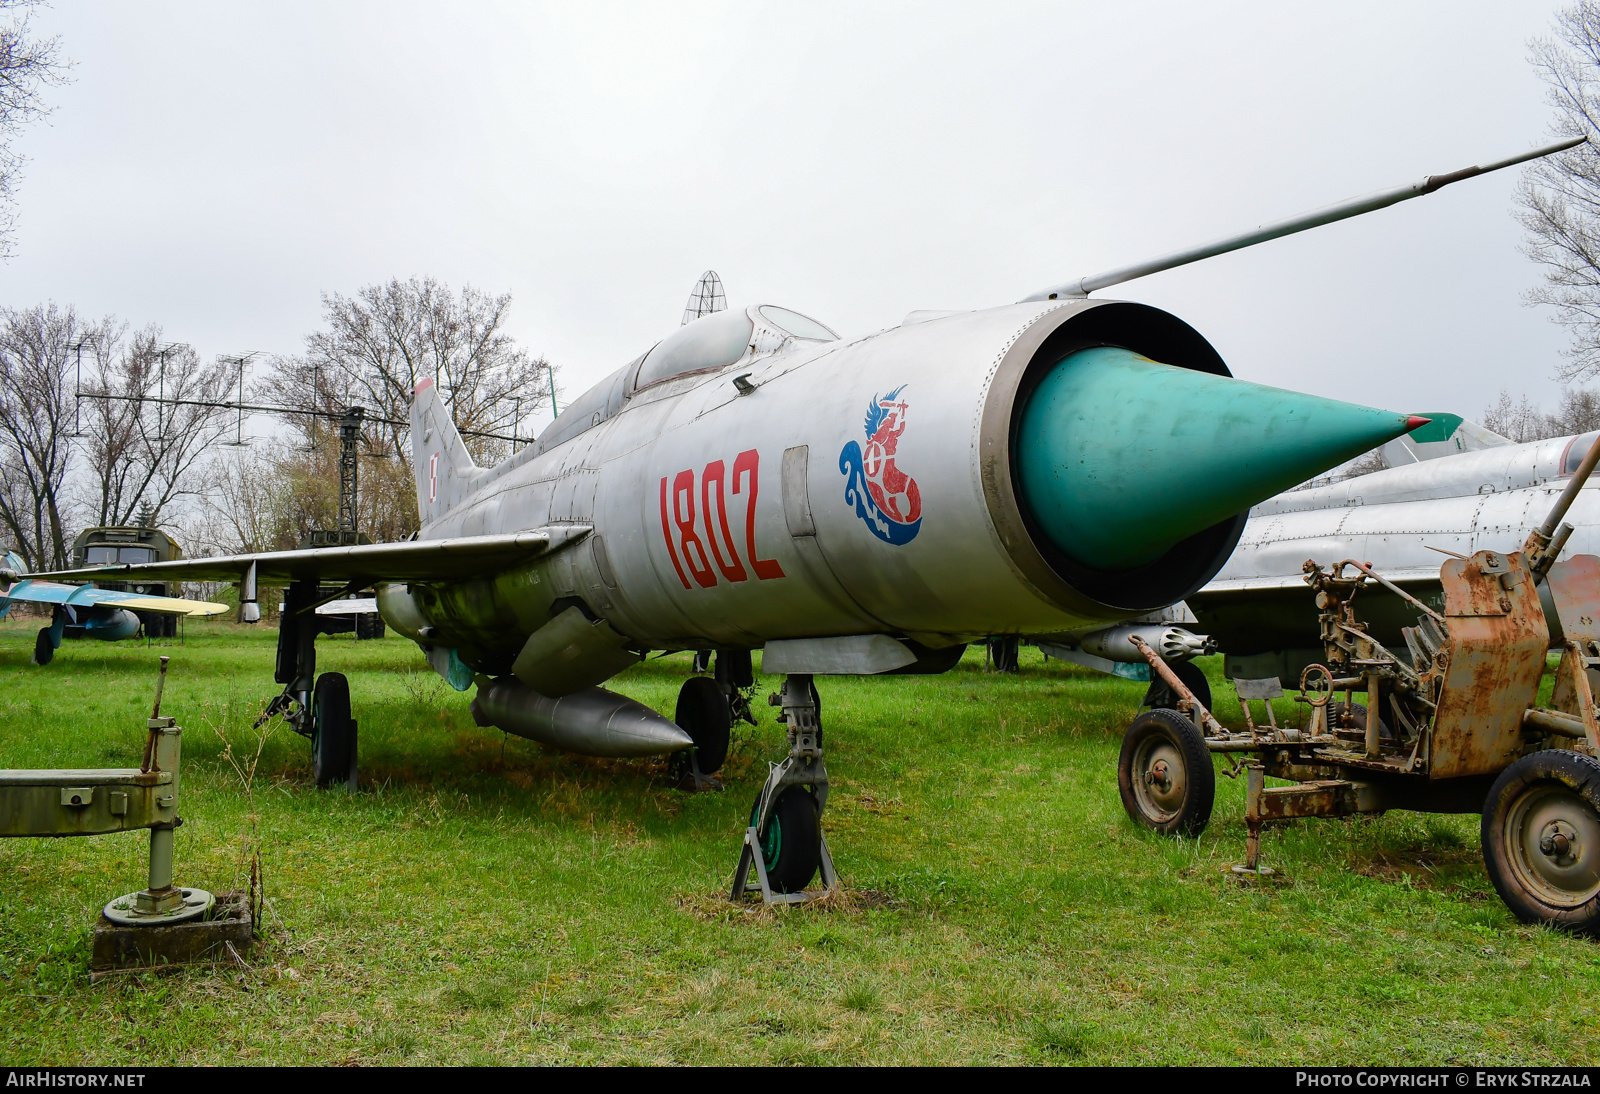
[
  {"x1": 731, "y1": 673, "x2": 839, "y2": 903},
  {"x1": 1483, "y1": 750, "x2": 1600, "y2": 933}
]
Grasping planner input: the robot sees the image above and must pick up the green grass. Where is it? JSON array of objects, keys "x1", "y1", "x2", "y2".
[{"x1": 0, "y1": 617, "x2": 1595, "y2": 1065}]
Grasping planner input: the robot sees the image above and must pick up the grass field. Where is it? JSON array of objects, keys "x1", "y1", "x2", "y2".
[{"x1": 1, "y1": 617, "x2": 1597, "y2": 1066}]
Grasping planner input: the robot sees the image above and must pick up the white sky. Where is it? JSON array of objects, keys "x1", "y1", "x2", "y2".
[{"x1": 0, "y1": 1, "x2": 1580, "y2": 438}]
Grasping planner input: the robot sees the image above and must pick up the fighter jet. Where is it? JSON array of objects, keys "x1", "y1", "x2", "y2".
[
  {"x1": 1187, "y1": 416, "x2": 1600, "y2": 688},
  {"x1": 20, "y1": 137, "x2": 1578, "y2": 893},
  {"x1": 0, "y1": 552, "x2": 228, "y2": 665}
]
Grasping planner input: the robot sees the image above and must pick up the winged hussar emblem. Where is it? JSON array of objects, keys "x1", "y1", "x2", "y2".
[{"x1": 839, "y1": 385, "x2": 922, "y2": 545}]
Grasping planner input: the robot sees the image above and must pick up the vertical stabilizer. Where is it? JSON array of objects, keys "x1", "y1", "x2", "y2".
[{"x1": 412, "y1": 378, "x2": 480, "y2": 525}]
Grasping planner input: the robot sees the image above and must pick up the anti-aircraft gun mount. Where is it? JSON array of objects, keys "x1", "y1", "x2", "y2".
[
  {"x1": 1116, "y1": 436, "x2": 1600, "y2": 933},
  {"x1": 0, "y1": 657, "x2": 252, "y2": 974}
]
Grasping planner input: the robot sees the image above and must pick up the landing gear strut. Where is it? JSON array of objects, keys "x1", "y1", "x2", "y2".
[
  {"x1": 257, "y1": 580, "x2": 358, "y2": 789},
  {"x1": 731, "y1": 673, "x2": 840, "y2": 903}
]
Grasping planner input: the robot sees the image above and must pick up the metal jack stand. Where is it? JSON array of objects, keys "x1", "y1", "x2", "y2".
[
  {"x1": 0, "y1": 658, "x2": 252, "y2": 973},
  {"x1": 731, "y1": 674, "x2": 842, "y2": 905}
]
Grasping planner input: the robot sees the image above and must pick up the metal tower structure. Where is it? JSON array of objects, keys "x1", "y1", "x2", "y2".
[
  {"x1": 681, "y1": 270, "x2": 727, "y2": 325},
  {"x1": 336, "y1": 406, "x2": 364, "y2": 537}
]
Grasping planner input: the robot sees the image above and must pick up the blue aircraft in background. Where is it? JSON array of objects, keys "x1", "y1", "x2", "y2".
[{"x1": 0, "y1": 551, "x2": 228, "y2": 664}]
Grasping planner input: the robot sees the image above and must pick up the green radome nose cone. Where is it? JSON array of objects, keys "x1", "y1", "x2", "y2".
[{"x1": 1015, "y1": 346, "x2": 1421, "y2": 571}]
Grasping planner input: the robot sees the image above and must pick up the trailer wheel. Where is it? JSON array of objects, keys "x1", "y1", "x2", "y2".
[
  {"x1": 1483, "y1": 750, "x2": 1600, "y2": 934},
  {"x1": 1142, "y1": 660, "x2": 1212, "y2": 715},
  {"x1": 1118, "y1": 709, "x2": 1215, "y2": 836}
]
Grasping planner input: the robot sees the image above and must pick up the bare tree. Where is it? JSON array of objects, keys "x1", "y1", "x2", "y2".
[
  {"x1": 1480, "y1": 385, "x2": 1600, "y2": 442},
  {"x1": 199, "y1": 443, "x2": 292, "y2": 554},
  {"x1": 75, "y1": 331, "x2": 234, "y2": 528},
  {"x1": 0, "y1": 1, "x2": 68, "y2": 259},
  {"x1": 1519, "y1": 3, "x2": 1600, "y2": 376},
  {"x1": 264, "y1": 277, "x2": 552, "y2": 479},
  {"x1": 198, "y1": 438, "x2": 417, "y2": 555},
  {"x1": 1482, "y1": 389, "x2": 1553, "y2": 442},
  {"x1": 0, "y1": 303, "x2": 107, "y2": 567},
  {"x1": 1551, "y1": 385, "x2": 1600, "y2": 434}
]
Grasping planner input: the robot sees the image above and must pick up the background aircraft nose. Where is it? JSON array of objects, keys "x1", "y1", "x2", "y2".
[{"x1": 1014, "y1": 346, "x2": 1420, "y2": 571}]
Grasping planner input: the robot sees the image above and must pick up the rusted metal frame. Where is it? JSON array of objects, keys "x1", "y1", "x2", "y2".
[
  {"x1": 1565, "y1": 640, "x2": 1600, "y2": 755},
  {"x1": 1522, "y1": 707, "x2": 1587, "y2": 739},
  {"x1": 1334, "y1": 559, "x2": 1447, "y2": 626},
  {"x1": 1129, "y1": 635, "x2": 1226, "y2": 737},
  {"x1": 1333, "y1": 622, "x2": 1424, "y2": 688}
]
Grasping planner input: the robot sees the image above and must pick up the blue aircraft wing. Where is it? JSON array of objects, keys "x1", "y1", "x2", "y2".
[{"x1": 0, "y1": 578, "x2": 228, "y2": 619}]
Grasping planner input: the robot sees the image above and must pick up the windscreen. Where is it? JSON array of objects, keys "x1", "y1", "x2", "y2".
[{"x1": 758, "y1": 305, "x2": 837, "y2": 342}]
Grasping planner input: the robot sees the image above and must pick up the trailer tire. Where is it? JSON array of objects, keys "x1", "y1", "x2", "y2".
[
  {"x1": 1483, "y1": 750, "x2": 1600, "y2": 934},
  {"x1": 1142, "y1": 660, "x2": 1212, "y2": 715},
  {"x1": 1118, "y1": 708, "x2": 1214, "y2": 836}
]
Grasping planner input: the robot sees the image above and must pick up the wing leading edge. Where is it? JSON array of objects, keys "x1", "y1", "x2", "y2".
[
  {"x1": 0, "y1": 580, "x2": 229, "y2": 617},
  {"x1": 13, "y1": 527, "x2": 587, "y2": 587}
]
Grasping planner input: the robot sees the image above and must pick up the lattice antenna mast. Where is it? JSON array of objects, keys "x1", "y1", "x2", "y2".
[
  {"x1": 681, "y1": 270, "x2": 727, "y2": 325},
  {"x1": 216, "y1": 352, "x2": 261, "y2": 446},
  {"x1": 337, "y1": 407, "x2": 365, "y2": 535}
]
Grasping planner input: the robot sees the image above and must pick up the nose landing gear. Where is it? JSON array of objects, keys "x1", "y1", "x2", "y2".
[{"x1": 731, "y1": 673, "x2": 840, "y2": 904}]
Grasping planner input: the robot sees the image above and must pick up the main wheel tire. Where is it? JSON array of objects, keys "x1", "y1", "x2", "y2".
[
  {"x1": 312, "y1": 672, "x2": 354, "y2": 788},
  {"x1": 32, "y1": 627, "x2": 53, "y2": 666},
  {"x1": 674, "y1": 676, "x2": 732, "y2": 774},
  {"x1": 1141, "y1": 659, "x2": 1212, "y2": 714},
  {"x1": 750, "y1": 786, "x2": 821, "y2": 893},
  {"x1": 1482, "y1": 750, "x2": 1600, "y2": 933},
  {"x1": 1118, "y1": 708, "x2": 1215, "y2": 836}
]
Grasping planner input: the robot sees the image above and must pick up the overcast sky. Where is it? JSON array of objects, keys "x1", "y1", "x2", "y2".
[{"x1": 0, "y1": 1, "x2": 1579, "y2": 437}]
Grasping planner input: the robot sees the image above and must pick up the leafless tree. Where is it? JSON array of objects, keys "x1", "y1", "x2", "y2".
[
  {"x1": 0, "y1": 303, "x2": 108, "y2": 567},
  {"x1": 1481, "y1": 385, "x2": 1600, "y2": 442},
  {"x1": 0, "y1": 1, "x2": 68, "y2": 259},
  {"x1": 263, "y1": 277, "x2": 553, "y2": 488},
  {"x1": 75, "y1": 331, "x2": 234, "y2": 528},
  {"x1": 1519, "y1": 3, "x2": 1600, "y2": 376},
  {"x1": 198, "y1": 438, "x2": 416, "y2": 555},
  {"x1": 1483, "y1": 389, "x2": 1553, "y2": 442}
]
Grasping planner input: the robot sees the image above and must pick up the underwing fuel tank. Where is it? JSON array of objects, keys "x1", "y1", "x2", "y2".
[{"x1": 469, "y1": 676, "x2": 694, "y2": 757}]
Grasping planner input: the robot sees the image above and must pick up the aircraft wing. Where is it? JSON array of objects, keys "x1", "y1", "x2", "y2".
[
  {"x1": 0, "y1": 579, "x2": 229, "y2": 617},
  {"x1": 1194, "y1": 567, "x2": 1443, "y2": 596},
  {"x1": 315, "y1": 598, "x2": 377, "y2": 615},
  {"x1": 14, "y1": 527, "x2": 587, "y2": 587}
]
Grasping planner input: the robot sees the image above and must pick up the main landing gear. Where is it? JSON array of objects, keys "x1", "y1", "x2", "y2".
[
  {"x1": 674, "y1": 649, "x2": 755, "y2": 790},
  {"x1": 732, "y1": 673, "x2": 839, "y2": 904},
  {"x1": 257, "y1": 580, "x2": 358, "y2": 790}
]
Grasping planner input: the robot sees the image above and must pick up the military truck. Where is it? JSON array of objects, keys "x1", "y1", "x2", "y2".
[{"x1": 70, "y1": 526, "x2": 185, "y2": 639}]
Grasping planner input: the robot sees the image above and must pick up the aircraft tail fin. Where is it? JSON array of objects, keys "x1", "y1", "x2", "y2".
[
  {"x1": 1380, "y1": 413, "x2": 1510, "y2": 466},
  {"x1": 412, "y1": 378, "x2": 480, "y2": 524}
]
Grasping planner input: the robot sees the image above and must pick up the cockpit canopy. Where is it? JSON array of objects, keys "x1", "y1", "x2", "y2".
[
  {"x1": 634, "y1": 308, "x2": 754, "y2": 390},
  {"x1": 535, "y1": 304, "x2": 837, "y2": 454}
]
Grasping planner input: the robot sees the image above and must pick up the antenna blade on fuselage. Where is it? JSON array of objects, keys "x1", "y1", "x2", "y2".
[{"x1": 1022, "y1": 135, "x2": 1586, "y2": 302}]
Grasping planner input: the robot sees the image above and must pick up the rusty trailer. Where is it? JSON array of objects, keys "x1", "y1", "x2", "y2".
[{"x1": 1116, "y1": 436, "x2": 1600, "y2": 932}]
